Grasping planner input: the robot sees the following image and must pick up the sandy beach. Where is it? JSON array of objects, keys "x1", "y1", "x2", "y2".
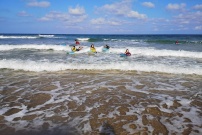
[{"x1": 0, "y1": 69, "x2": 201, "y2": 135}]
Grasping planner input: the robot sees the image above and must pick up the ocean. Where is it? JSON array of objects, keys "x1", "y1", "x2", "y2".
[
  {"x1": 0, "y1": 34, "x2": 202, "y2": 74},
  {"x1": 0, "y1": 34, "x2": 202, "y2": 135}
]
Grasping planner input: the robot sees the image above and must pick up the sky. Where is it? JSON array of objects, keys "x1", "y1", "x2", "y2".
[{"x1": 0, "y1": 0, "x2": 202, "y2": 34}]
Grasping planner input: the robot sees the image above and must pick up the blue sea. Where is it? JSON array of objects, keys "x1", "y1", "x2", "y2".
[
  {"x1": 0, "y1": 34, "x2": 202, "y2": 135},
  {"x1": 0, "y1": 34, "x2": 202, "y2": 74}
]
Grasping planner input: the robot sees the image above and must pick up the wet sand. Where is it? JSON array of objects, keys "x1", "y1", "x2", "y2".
[{"x1": 0, "y1": 69, "x2": 202, "y2": 135}]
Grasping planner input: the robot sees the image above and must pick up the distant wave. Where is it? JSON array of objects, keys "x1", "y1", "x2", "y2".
[
  {"x1": 0, "y1": 45, "x2": 202, "y2": 59},
  {"x1": 0, "y1": 34, "x2": 56, "y2": 39},
  {"x1": 0, "y1": 44, "x2": 66, "y2": 51},
  {"x1": 0, "y1": 35, "x2": 37, "y2": 39},
  {"x1": 92, "y1": 38, "x2": 202, "y2": 44},
  {"x1": 145, "y1": 39, "x2": 202, "y2": 44},
  {"x1": 0, "y1": 59, "x2": 201, "y2": 75},
  {"x1": 76, "y1": 38, "x2": 90, "y2": 41},
  {"x1": 38, "y1": 34, "x2": 54, "y2": 38},
  {"x1": 93, "y1": 38, "x2": 202, "y2": 44}
]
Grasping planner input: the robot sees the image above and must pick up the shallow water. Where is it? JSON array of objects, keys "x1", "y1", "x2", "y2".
[{"x1": 0, "y1": 69, "x2": 201, "y2": 135}]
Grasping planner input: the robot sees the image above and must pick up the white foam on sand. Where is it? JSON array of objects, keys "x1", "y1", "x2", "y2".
[
  {"x1": 1, "y1": 71, "x2": 202, "y2": 134},
  {"x1": 4, "y1": 105, "x2": 27, "y2": 122}
]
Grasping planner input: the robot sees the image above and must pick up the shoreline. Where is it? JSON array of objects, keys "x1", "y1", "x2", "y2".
[{"x1": 1, "y1": 68, "x2": 202, "y2": 77}]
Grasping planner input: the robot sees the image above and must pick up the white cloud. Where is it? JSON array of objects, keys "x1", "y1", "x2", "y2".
[
  {"x1": 166, "y1": 11, "x2": 202, "y2": 32},
  {"x1": 38, "y1": 5, "x2": 87, "y2": 23},
  {"x1": 91, "y1": 18, "x2": 105, "y2": 25},
  {"x1": 68, "y1": 5, "x2": 86, "y2": 15},
  {"x1": 193, "y1": 4, "x2": 202, "y2": 10},
  {"x1": 194, "y1": 26, "x2": 202, "y2": 30},
  {"x1": 39, "y1": 16, "x2": 50, "y2": 21},
  {"x1": 39, "y1": 11, "x2": 65, "y2": 21},
  {"x1": 90, "y1": 18, "x2": 121, "y2": 26},
  {"x1": 127, "y1": 11, "x2": 147, "y2": 19},
  {"x1": 174, "y1": 11, "x2": 202, "y2": 24},
  {"x1": 38, "y1": 5, "x2": 87, "y2": 25},
  {"x1": 27, "y1": 1, "x2": 50, "y2": 8},
  {"x1": 166, "y1": 3, "x2": 186, "y2": 11},
  {"x1": 142, "y1": 2, "x2": 155, "y2": 8},
  {"x1": 147, "y1": 9, "x2": 202, "y2": 33},
  {"x1": 101, "y1": 0, "x2": 131, "y2": 15},
  {"x1": 98, "y1": 0, "x2": 147, "y2": 19},
  {"x1": 38, "y1": 11, "x2": 87, "y2": 23},
  {"x1": 153, "y1": 28, "x2": 159, "y2": 31},
  {"x1": 18, "y1": 11, "x2": 31, "y2": 17}
]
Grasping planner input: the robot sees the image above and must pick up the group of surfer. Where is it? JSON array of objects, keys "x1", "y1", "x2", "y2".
[{"x1": 71, "y1": 39, "x2": 131, "y2": 56}]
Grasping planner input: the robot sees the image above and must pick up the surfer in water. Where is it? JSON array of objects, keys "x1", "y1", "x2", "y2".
[
  {"x1": 90, "y1": 44, "x2": 97, "y2": 53},
  {"x1": 72, "y1": 46, "x2": 83, "y2": 52},
  {"x1": 104, "y1": 44, "x2": 110, "y2": 49},
  {"x1": 75, "y1": 39, "x2": 80, "y2": 45},
  {"x1": 125, "y1": 49, "x2": 131, "y2": 56}
]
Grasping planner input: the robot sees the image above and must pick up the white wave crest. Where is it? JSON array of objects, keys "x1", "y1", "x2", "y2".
[
  {"x1": 0, "y1": 35, "x2": 37, "y2": 39},
  {"x1": 135, "y1": 48, "x2": 202, "y2": 59},
  {"x1": 109, "y1": 47, "x2": 202, "y2": 59},
  {"x1": 0, "y1": 59, "x2": 201, "y2": 75},
  {"x1": 38, "y1": 34, "x2": 54, "y2": 38},
  {"x1": 0, "y1": 44, "x2": 67, "y2": 51},
  {"x1": 76, "y1": 38, "x2": 90, "y2": 41},
  {"x1": 1, "y1": 45, "x2": 202, "y2": 59}
]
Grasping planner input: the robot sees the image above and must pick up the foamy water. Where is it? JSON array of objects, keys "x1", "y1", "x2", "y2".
[
  {"x1": 0, "y1": 43, "x2": 202, "y2": 75},
  {"x1": 0, "y1": 70, "x2": 202, "y2": 134},
  {"x1": 0, "y1": 34, "x2": 202, "y2": 134}
]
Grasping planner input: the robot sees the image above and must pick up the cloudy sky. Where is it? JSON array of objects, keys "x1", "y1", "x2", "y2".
[{"x1": 0, "y1": 0, "x2": 202, "y2": 34}]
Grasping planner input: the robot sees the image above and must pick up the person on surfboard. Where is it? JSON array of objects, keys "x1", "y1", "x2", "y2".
[
  {"x1": 90, "y1": 44, "x2": 97, "y2": 53},
  {"x1": 72, "y1": 46, "x2": 83, "y2": 52},
  {"x1": 125, "y1": 49, "x2": 131, "y2": 56},
  {"x1": 104, "y1": 44, "x2": 110, "y2": 49}
]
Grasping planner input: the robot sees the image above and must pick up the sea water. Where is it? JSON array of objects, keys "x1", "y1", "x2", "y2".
[
  {"x1": 0, "y1": 34, "x2": 202, "y2": 74},
  {"x1": 0, "y1": 34, "x2": 202, "y2": 135}
]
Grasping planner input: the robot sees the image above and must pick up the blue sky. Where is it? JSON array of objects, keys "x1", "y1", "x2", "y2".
[{"x1": 0, "y1": 0, "x2": 202, "y2": 34}]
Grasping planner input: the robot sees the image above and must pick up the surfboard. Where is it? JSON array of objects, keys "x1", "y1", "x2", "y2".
[
  {"x1": 120, "y1": 53, "x2": 131, "y2": 57},
  {"x1": 88, "y1": 51, "x2": 96, "y2": 55},
  {"x1": 67, "y1": 51, "x2": 75, "y2": 54},
  {"x1": 120, "y1": 53, "x2": 127, "y2": 57},
  {"x1": 102, "y1": 48, "x2": 109, "y2": 53}
]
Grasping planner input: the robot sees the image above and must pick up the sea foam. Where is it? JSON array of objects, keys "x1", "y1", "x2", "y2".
[
  {"x1": 0, "y1": 59, "x2": 202, "y2": 75},
  {"x1": 1, "y1": 45, "x2": 202, "y2": 59}
]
